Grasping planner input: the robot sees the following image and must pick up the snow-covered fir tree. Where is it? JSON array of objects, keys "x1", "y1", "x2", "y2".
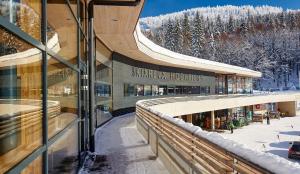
[
  {"x1": 140, "y1": 5, "x2": 300, "y2": 90},
  {"x1": 191, "y1": 12, "x2": 205, "y2": 58}
]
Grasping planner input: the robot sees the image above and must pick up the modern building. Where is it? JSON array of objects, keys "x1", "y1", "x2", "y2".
[{"x1": 0, "y1": 0, "x2": 299, "y2": 174}]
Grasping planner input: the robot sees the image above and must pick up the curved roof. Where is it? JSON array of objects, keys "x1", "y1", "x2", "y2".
[{"x1": 94, "y1": 0, "x2": 262, "y2": 78}]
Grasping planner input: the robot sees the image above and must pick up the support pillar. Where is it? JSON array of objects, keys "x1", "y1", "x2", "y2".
[{"x1": 211, "y1": 111, "x2": 215, "y2": 130}]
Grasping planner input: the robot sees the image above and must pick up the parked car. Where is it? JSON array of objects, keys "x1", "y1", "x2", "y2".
[{"x1": 288, "y1": 141, "x2": 300, "y2": 159}]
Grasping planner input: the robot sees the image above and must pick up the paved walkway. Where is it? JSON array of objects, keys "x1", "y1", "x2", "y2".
[{"x1": 92, "y1": 113, "x2": 169, "y2": 174}]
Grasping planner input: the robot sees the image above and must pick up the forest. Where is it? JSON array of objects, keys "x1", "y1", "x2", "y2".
[{"x1": 140, "y1": 6, "x2": 300, "y2": 90}]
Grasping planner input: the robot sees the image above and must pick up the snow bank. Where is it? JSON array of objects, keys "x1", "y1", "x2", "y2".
[{"x1": 137, "y1": 100, "x2": 300, "y2": 173}]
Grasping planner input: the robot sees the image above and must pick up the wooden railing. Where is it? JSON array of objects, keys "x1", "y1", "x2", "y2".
[{"x1": 136, "y1": 105, "x2": 271, "y2": 174}]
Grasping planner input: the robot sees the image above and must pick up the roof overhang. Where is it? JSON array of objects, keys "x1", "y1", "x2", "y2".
[{"x1": 93, "y1": 0, "x2": 262, "y2": 78}]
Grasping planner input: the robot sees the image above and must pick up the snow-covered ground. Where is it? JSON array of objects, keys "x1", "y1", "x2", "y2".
[
  {"x1": 222, "y1": 116, "x2": 300, "y2": 163},
  {"x1": 80, "y1": 113, "x2": 169, "y2": 174}
]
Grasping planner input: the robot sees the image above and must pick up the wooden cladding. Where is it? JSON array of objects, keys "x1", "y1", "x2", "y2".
[{"x1": 136, "y1": 106, "x2": 271, "y2": 174}]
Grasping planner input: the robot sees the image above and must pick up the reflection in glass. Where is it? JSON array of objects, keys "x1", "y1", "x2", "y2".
[
  {"x1": 152, "y1": 85, "x2": 159, "y2": 96},
  {"x1": 21, "y1": 156, "x2": 42, "y2": 174},
  {"x1": 47, "y1": 0, "x2": 78, "y2": 65},
  {"x1": 0, "y1": 0, "x2": 41, "y2": 40},
  {"x1": 48, "y1": 58, "x2": 78, "y2": 139},
  {"x1": 144, "y1": 85, "x2": 152, "y2": 96},
  {"x1": 175, "y1": 86, "x2": 182, "y2": 95},
  {"x1": 48, "y1": 123, "x2": 78, "y2": 174},
  {"x1": 124, "y1": 84, "x2": 136, "y2": 96},
  {"x1": 136, "y1": 85, "x2": 144, "y2": 96},
  {"x1": 0, "y1": 28, "x2": 42, "y2": 173},
  {"x1": 168, "y1": 86, "x2": 175, "y2": 95},
  {"x1": 158, "y1": 85, "x2": 167, "y2": 95},
  {"x1": 95, "y1": 40, "x2": 112, "y2": 126}
]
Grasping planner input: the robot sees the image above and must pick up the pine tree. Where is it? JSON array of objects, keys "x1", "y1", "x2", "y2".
[
  {"x1": 164, "y1": 19, "x2": 176, "y2": 51},
  {"x1": 173, "y1": 19, "x2": 183, "y2": 53},
  {"x1": 181, "y1": 13, "x2": 192, "y2": 55},
  {"x1": 227, "y1": 15, "x2": 235, "y2": 33},
  {"x1": 191, "y1": 12, "x2": 205, "y2": 58},
  {"x1": 215, "y1": 15, "x2": 223, "y2": 34}
]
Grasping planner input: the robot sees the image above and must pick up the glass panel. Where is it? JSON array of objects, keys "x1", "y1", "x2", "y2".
[
  {"x1": 0, "y1": 0, "x2": 41, "y2": 40},
  {"x1": 95, "y1": 41, "x2": 112, "y2": 126},
  {"x1": 175, "y1": 86, "x2": 182, "y2": 95},
  {"x1": 168, "y1": 86, "x2": 175, "y2": 95},
  {"x1": 47, "y1": 0, "x2": 78, "y2": 65},
  {"x1": 0, "y1": 27, "x2": 42, "y2": 173},
  {"x1": 21, "y1": 156, "x2": 42, "y2": 174},
  {"x1": 152, "y1": 85, "x2": 159, "y2": 96},
  {"x1": 95, "y1": 83, "x2": 112, "y2": 126},
  {"x1": 237, "y1": 77, "x2": 243, "y2": 94},
  {"x1": 48, "y1": 57, "x2": 78, "y2": 139},
  {"x1": 136, "y1": 85, "x2": 144, "y2": 96},
  {"x1": 158, "y1": 85, "x2": 167, "y2": 95},
  {"x1": 144, "y1": 85, "x2": 152, "y2": 96},
  {"x1": 124, "y1": 84, "x2": 136, "y2": 97},
  {"x1": 228, "y1": 76, "x2": 233, "y2": 94},
  {"x1": 191, "y1": 86, "x2": 200, "y2": 94},
  {"x1": 48, "y1": 123, "x2": 78, "y2": 174},
  {"x1": 246, "y1": 78, "x2": 253, "y2": 94}
]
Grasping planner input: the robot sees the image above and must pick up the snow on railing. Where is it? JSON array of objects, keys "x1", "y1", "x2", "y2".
[{"x1": 136, "y1": 99, "x2": 300, "y2": 174}]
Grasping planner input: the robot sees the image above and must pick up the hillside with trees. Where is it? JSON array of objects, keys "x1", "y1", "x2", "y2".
[{"x1": 140, "y1": 5, "x2": 300, "y2": 90}]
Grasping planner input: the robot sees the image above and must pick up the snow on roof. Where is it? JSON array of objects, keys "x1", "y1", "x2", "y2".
[{"x1": 134, "y1": 24, "x2": 262, "y2": 78}]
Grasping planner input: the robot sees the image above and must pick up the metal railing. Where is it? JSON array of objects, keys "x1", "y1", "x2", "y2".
[{"x1": 136, "y1": 105, "x2": 272, "y2": 174}]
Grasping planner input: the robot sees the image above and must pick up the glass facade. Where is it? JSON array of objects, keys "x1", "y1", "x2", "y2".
[
  {"x1": 0, "y1": 28, "x2": 43, "y2": 173},
  {"x1": 0, "y1": 0, "x2": 257, "y2": 172},
  {"x1": 0, "y1": 0, "x2": 85, "y2": 173},
  {"x1": 124, "y1": 84, "x2": 211, "y2": 97},
  {"x1": 216, "y1": 75, "x2": 253, "y2": 94},
  {"x1": 95, "y1": 39, "x2": 112, "y2": 126}
]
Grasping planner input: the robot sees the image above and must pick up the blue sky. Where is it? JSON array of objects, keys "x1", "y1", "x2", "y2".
[{"x1": 141, "y1": 0, "x2": 300, "y2": 17}]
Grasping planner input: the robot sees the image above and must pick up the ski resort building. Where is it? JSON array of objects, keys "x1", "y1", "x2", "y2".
[{"x1": 0, "y1": 0, "x2": 300, "y2": 173}]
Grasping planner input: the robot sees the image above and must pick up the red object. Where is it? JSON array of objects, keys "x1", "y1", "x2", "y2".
[{"x1": 255, "y1": 104, "x2": 260, "y2": 109}]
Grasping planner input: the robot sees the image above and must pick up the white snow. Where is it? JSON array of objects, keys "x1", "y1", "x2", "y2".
[
  {"x1": 140, "y1": 5, "x2": 284, "y2": 29},
  {"x1": 222, "y1": 117, "x2": 300, "y2": 162},
  {"x1": 87, "y1": 113, "x2": 169, "y2": 174},
  {"x1": 135, "y1": 24, "x2": 261, "y2": 77},
  {"x1": 137, "y1": 100, "x2": 300, "y2": 173}
]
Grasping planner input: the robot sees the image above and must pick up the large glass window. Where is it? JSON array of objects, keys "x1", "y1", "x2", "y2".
[
  {"x1": 158, "y1": 85, "x2": 167, "y2": 95},
  {"x1": 236, "y1": 77, "x2": 243, "y2": 94},
  {"x1": 227, "y1": 76, "x2": 234, "y2": 94},
  {"x1": 201, "y1": 86, "x2": 210, "y2": 95},
  {"x1": 124, "y1": 84, "x2": 136, "y2": 97},
  {"x1": 168, "y1": 86, "x2": 175, "y2": 95},
  {"x1": 152, "y1": 85, "x2": 159, "y2": 96},
  {"x1": 0, "y1": 28, "x2": 42, "y2": 173},
  {"x1": 245, "y1": 78, "x2": 253, "y2": 94},
  {"x1": 175, "y1": 86, "x2": 182, "y2": 95},
  {"x1": 0, "y1": 0, "x2": 41, "y2": 40},
  {"x1": 47, "y1": 0, "x2": 78, "y2": 65},
  {"x1": 191, "y1": 86, "x2": 200, "y2": 94},
  {"x1": 136, "y1": 85, "x2": 144, "y2": 96},
  {"x1": 48, "y1": 123, "x2": 78, "y2": 174},
  {"x1": 144, "y1": 85, "x2": 152, "y2": 96},
  {"x1": 47, "y1": 58, "x2": 78, "y2": 139},
  {"x1": 96, "y1": 83, "x2": 111, "y2": 97},
  {"x1": 95, "y1": 39, "x2": 112, "y2": 126}
]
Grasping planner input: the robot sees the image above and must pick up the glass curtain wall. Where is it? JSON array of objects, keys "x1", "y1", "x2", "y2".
[
  {"x1": 0, "y1": 0, "x2": 86, "y2": 173},
  {"x1": 95, "y1": 38, "x2": 112, "y2": 126}
]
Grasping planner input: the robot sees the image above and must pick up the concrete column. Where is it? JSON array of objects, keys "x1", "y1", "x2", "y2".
[{"x1": 211, "y1": 111, "x2": 215, "y2": 130}]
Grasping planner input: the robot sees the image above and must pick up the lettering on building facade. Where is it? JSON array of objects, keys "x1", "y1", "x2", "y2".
[{"x1": 131, "y1": 66, "x2": 204, "y2": 82}]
